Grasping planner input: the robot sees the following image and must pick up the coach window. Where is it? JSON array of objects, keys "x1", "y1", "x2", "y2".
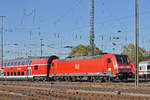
[
  {"x1": 34, "y1": 65, "x2": 38, "y2": 70},
  {"x1": 18, "y1": 72, "x2": 20, "y2": 76},
  {"x1": 18, "y1": 61, "x2": 21, "y2": 66},
  {"x1": 26, "y1": 61, "x2": 28, "y2": 65},
  {"x1": 14, "y1": 72, "x2": 16, "y2": 76},
  {"x1": 15, "y1": 61, "x2": 17, "y2": 66},
  {"x1": 22, "y1": 72, "x2": 24, "y2": 76},
  {"x1": 11, "y1": 62, "x2": 13, "y2": 66},
  {"x1": 29, "y1": 60, "x2": 32, "y2": 65},
  {"x1": 7, "y1": 62, "x2": 10, "y2": 66},
  {"x1": 11, "y1": 72, "x2": 13, "y2": 76},
  {"x1": 22, "y1": 61, "x2": 25, "y2": 66},
  {"x1": 7, "y1": 72, "x2": 9, "y2": 76}
]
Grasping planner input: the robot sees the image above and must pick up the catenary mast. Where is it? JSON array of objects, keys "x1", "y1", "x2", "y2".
[
  {"x1": 135, "y1": 0, "x2": 139, "y2": 88},
  {"x1": 0, "y1": 16, "x2": 6, "y2": 70},
  {"x1": 90, "y1": 0, "x2": 95, "y2": 56}
]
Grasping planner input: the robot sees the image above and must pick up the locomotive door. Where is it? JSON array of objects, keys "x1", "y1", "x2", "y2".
[
  {"x1": 107, "y1": 58, "x2": 113, "y2": 72},
  {"x1": 27, "y1": 67, "x2": 31, "y2": 76}
]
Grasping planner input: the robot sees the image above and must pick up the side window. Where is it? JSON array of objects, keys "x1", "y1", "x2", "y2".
[
  {"x1": 11, "y1": 72, "x2": 13, "y2": 76},
  {"x1": 34, "y1": 65, "x2": 38, "y2": 70},
  {"x1": 7, "y1": 72, "x2": 9, "y2": 76},
  {"x1": 14, "y1": 72, "x2": 16, "y2": 76},
  {"x1": 147, "y1": 65, "x2": 150, "y2": 70},
  {"x1": 22, "y1": 72, "x2": 24, "y2": 76},
  {"x1": 18, "y1": 72, "x2": 20, "y2": 76},
  {"x1": 107, "y1": 58, "x2": 111, "y2": 63}
]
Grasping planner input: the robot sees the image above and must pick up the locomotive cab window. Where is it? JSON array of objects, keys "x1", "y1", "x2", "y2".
[
  {"x1": 107, "y1": 58, "x2": 111, "y2": 63},
  {"x1": 34, "y1": 65, "x2": 38, "y2": 70},
  {"x1": 115, "y1": 55, "x2": 128, "y2": 63}
]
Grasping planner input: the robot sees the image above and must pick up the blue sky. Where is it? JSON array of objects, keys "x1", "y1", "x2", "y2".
[{"x1": 0, "y1": 0, "x2": 150, "y2": 59}]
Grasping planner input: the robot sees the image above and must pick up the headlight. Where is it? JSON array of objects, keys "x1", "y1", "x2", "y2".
[
  {"x1": 119, "y1": 66, "x2": 131, "y2": 68},
  {"x1": 119, "y1": 66, "x2": 123, "y2": 68},
  {"x1": 126, "y1": 66, "x2": 131, "y2": 68}
]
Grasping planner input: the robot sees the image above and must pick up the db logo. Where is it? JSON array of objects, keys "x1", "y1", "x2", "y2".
[
  {"x1": 75, "y1": 64, "x2": 80, "y2": 70},
  {"x1": 17, "y1": 68, "x2": 21, "y2": 70}
]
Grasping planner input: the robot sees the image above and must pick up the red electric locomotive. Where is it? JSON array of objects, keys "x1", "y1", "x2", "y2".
[
  {"x1": 50, "y1": 54, "x2": 132, "y2": 81},
  {"x1": 0, "y1": 54, "x2": 133, "y2": 81}
]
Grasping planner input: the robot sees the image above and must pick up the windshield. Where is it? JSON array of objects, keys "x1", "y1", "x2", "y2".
[{"x1": 115, "y1": 55, "x2": 129, "y2": 63}]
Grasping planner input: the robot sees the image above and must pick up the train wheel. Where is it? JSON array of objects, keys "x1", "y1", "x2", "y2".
[
  {"x1": 53, "y1": 77, "x2": 57, "y2": 81},
  {"x1": 71, "y1": 77, "x2": 76, "y2": 82},
  {"x1": 87, "y1": 76, "x2": 92, "y2": 82},
  {"x1": 64, "y1": 77, "x2": 69, "y2": 81}
]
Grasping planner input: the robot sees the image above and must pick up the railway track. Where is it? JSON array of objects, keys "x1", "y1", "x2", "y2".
[{"x1": 0, "y1": 81, "x2": 150, "y2": 100}]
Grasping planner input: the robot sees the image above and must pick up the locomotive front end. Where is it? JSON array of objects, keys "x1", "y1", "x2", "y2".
[{"x1": 115, "y1": 55, "x2": 132, "y2": 80}]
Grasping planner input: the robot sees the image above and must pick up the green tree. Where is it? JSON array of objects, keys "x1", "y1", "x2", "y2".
[
  {"x1": 68, "y1": 44, "x2": 102, "y2": 57},
  {"x1": 121, "y1": 43, "x2": 147, "y2": 62},
  {"x1": 15, "y1": 57, "x2": 24, "y2": 60}
]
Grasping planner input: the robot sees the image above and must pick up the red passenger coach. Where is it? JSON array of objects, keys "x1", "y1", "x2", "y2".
[
  {"x1": 0, "y1": 56, "x2": 58, "y2": 80},
  {"x1": 50, "y1": 54, "x2": 132, "y2": 81}
]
